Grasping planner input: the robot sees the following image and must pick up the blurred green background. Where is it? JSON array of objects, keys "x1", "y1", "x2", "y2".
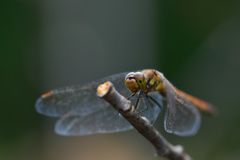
[{"x1": 1, "y1": 0, "x2": 240, "y2": 160}]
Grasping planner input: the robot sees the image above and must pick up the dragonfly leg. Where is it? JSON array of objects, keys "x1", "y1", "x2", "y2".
[
  {"x1": 135, "y1": 93, "x2": 160, "y2": 127},
  {"x1": 133, "y1": 92, "x2": 142, "y2": 110},
  {"x1": 146, "y1": 95, "x2": 162, "y2": 126},
  {"x1": 127, "y1": 93, "x2": 136, "y2": 100},
  {"x1": 147, "y1": 95, "x2": 162, "y2": 110},
  {"x1": 138, "y1": 94, "x2": 150, "y2": 113}
]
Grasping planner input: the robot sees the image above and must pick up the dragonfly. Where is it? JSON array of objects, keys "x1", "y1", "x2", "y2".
[{"x1": 35, "y1": 69, "x2": 217, "y2": 136}]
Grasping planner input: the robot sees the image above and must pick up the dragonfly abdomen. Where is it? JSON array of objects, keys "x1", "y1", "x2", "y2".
[{"x1": 175, "y1": 88, "x2": 218, "y2": 116}]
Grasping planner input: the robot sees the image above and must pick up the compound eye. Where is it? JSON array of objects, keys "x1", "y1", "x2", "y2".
[
  {"x1": 125, "y1": 72, "x2": 139, "y2": 93},
  {"x1": 128, "y1": 76, "x2": 135, "y2": 80},
  {"x1": 125, "y1": 72, "x2": 135, "y2": 81},
  {"x1": 133, "y1": 72, "x2": 144, "y2": 80},
  {"x1": 133, "y1": 72, "x2": 146, "y2": 89}
]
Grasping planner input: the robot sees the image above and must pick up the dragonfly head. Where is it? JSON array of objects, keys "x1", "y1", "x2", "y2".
[{"x1": 125, "y1": 72, "x2": 146, "y2": 93}]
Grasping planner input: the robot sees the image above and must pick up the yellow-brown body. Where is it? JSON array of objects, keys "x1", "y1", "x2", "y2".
[{"x1": 140, "y1": 69, "x2": 217, "y2": 115}]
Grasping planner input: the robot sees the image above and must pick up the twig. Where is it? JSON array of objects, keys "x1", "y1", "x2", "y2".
[{"x1": 97, "y1": 81, "x2": 192, "y2": 160}]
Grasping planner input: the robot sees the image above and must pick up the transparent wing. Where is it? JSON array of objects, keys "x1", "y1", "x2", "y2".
[
  {"x1": 35, "y1": 72, "x2": 130, "y2": 117},
  {"x1": 35, "y1": 71, "x2": 162, "y2": 135},
  {"x1": 55, "y1": 92, "x2": 162, "y2": 136},
  {"x1": 164, "y1": 80, "x2": 201, "y2": 136},
  {"x1": 139, "y1": 92, "x2": 162, "y2": 123},
  {"x1": 55, "y1": 107, "x2": 132, "y2": 136}
]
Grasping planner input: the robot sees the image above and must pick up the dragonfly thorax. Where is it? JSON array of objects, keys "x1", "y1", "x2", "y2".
[
  {"x1": 140, "y1": 69, "x2": 166, "y2": 96},
  {"x1": 125, "y1": 72, "x2": 147, "y2": 93}
]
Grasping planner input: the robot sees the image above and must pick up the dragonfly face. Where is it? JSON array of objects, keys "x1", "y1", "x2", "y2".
[
  {"x1": 35, "y1": 69, "x2": 216, "y2": 137},
  {"x1": 124, "y1": 72, "x2": 147, "y2": 93}
]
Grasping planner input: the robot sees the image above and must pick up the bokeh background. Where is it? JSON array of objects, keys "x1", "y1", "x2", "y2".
[{"x1": 1, "y1": 0, "x2": 240, "y2": 160}]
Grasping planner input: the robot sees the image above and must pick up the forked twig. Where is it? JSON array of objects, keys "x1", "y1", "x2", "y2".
[{"x1": 97, "y1": 81, "x2": 192, "y2": 160}]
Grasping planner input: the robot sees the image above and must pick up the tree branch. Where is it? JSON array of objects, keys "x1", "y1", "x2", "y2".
[{"x1": 97, "y1": 81, "x2": 192, "y2": 160}]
